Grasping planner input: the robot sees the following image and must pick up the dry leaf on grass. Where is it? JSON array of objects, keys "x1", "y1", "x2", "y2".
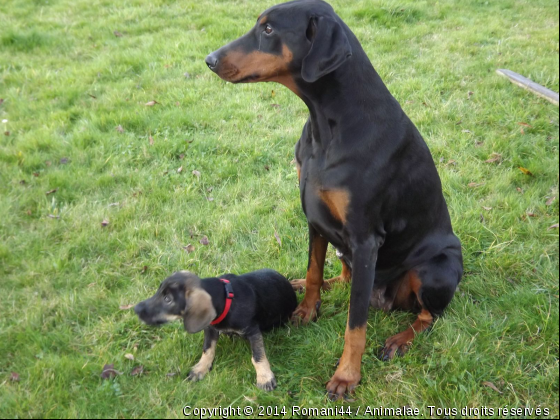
[
  {"x1": 519, "y1": 167, "x2": 534, "y2": 176},
  {"x1": 199, "y1": 236, "x2": 209, "y2": 246},
  {"x1": 124, "y1": 354, "x2": 134, "y2": 361},
  {"x1": 546, "y1": 197, "x2": 556, "y2": 206},
  {"x1": 130, "y1": 366, "x2": 144, "y2": 376},
  {"x1": 145, "y1": 100, "x2": 159, "y2": 107},
  {"x1": 485, "y1": 153, "x2": 502, "y2": 164},
  {"x1": 114, "y1": 30, "x2": 123, "y2": 37},
  {"x1": 10, "y1": 372, "x2": 20, "y2": 382},
  {"x1": 548, "y1": 223, "x2": 559, "y2": 230},
  {"x1": 116, "y1": 125, "x2": 124, "y2": 133},
  {"x1": 46, "y1": 189, "x2": 58, "y2": 195},
  {"x1": 119, "y1": 304, "x2": 134, "y2": 310},
  {"x1": 100, "y1": 364, "x2": 121, "y2": 380},
  {"x1": 468, "y1": 182, "x2": 485, "y2": 188},
  {"x1": 192, "y1": 170, "x2": 201, "y2": 178},
  {"x1": 183, "y1": 244, "x2": 195, "y2": 253},
  {"x1": 482, "y1": 381, "x2": 502, "y2": 394},
  {"x1": 274, "y1": 231, "x2": 282, "y2": 246},
  {"x1": 101, "y1": 219, "x2": 109, "y2": 227},
  {"x1": 149, "y1": 135, "x2": 154, "y2": 145}
]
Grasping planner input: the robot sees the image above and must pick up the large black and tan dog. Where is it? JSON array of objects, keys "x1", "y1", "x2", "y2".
[
  {"x1": 135, "y1": 269, "x2": 297, "y2": 391},
  {"x1": 205, "y1": 0, "x2": 463, "y2": 399}
]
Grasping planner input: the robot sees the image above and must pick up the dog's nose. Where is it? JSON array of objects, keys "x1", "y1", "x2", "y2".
[{"x1": 205, "y1": 52, "x2": 219, "y2": 70}]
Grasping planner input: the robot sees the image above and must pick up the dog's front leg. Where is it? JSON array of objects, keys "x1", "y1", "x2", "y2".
[
  {"x1": 188, "y1": 327, "x2": 219, "y2": 381},
  {"x1": 326, "y1": 237, "x2": 379, "y2": 400},
  {"x1": 246, "y1": 327, "x2": 276, "y2": 391}
]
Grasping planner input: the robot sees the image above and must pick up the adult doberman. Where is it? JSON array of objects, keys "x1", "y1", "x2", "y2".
[{"x1": 205, "y1": 0, "x2": 463, "y2": 400}]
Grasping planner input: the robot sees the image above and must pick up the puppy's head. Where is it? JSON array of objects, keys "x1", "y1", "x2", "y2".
[{"x1": 134, "y1": 271, "x2": 217, "y2": 333}]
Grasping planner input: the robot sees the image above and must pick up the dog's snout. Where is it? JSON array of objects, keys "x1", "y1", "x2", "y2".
[{"x1": 205, "y1": 52, "x2": 219, "y2": 70}]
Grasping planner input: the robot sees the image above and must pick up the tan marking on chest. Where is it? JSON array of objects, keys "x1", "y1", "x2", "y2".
[{"x1": 319, "y1": 189, "x2": 351, "y2": 224}]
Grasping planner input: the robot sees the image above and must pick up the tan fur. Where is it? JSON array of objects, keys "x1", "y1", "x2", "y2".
[
  {"x1": 183, "y1": 288, "x2": 217, "y2": 333},
  {"x1": 319, "y1": 189, "x2": 351, "y2": 224},
  {"x1": 189, "y1": 341, "x2": 217, "y2": 381}
]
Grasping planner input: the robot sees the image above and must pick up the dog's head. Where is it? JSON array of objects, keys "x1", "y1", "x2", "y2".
[
  {"x1": 134, "y1": 271, "x2": 217, "y2": 333},
  {"x1": 204, "y1": 0, "x2": 352, "y2": 91}
]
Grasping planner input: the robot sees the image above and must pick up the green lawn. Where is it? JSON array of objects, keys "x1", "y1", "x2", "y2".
[{"x1": 1, "y1": 0, "x2": 558, "y2": 418}]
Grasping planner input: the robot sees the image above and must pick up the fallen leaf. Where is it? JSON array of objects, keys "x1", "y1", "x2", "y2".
[
  {"x1": 519, "y1": 167, "x2": 534, "y2": 176},
  {"x1": 482, "y1": 381, "x2": 502, "y2": 394},
  {"x1": 46, "y1": 188, "x2": 57, "y2": 195},
  {"x1": 124, "y1": 354, "x2": 134, "y2": 361},
  {"x1": 192, "y1": 170, "x2": 201, "y2": 178},
  {"x1": 4, "y1": 131, "x2": 10, "y2": 136},
  {"x1": 130, "y1": 366, "x2": 144, "y2": 376},
  {"x1": 480, "y1": 213, "x2": 485, "y2": 223},
  {"x1": 462, "y1": 129, "x2": 472, "y2": 134},
  {"x1": 88, "y1": 93, "x2": 97, "y2": 99},
  {"x1": 264, "y1": 165, "x2": 270, "y2": 171},
  {"x1": 10, "y1": 372, "x2": 20, "y2": 382},
  {"x1": 141, "y1": 265, "x2": 148, "y2": 274},
  {"x1": 33, "y1": 172, "x2": 40, "y2": 177},
  {"x1": 19, "y1": 180, "x2": 26, "y2": 185},
  {"x1": 445, "y1": 159, "x2": 457, "y2": 166},
  {"x1": 548, "y1": 223, "x2": 559, "y2": 230},
  {"x1": 485, "y1": 153, "x2": 502, "y2": 164},
  {"x1": 271, "y1": 90, "x2": 275, "y2": 97},
  {"x1": 516, "y1": 187, "x2": 523, "y2": 193},
  {"x1": 199, "y1": 236, "x2": 209, "y2": 246},
  {"x1": 177, "y1": 166, "x2": 183, "y2": 173},
  {"x1": 116, "y1": 125, "x2": 124, "y2": 133},
  {"x1": 0, "y1": 98, "x2": 4, "y2": 105},
  {"x1": 166, "y1": 372, "x2": 178, "y2": 377},
  {"x1": 145, "y1": 100, "x2": 159, "y2": 106},
  {"x1": 45, "y1": 161, "x2": 52, "y2": 166},
  {"x1": 546, "y1": 197, "x2": 556, "y2": 206},
  {"x1": 520, "y1": 127, "x2": 525, "y2": 135},
  {"x1": 119, "y1": 304, "x2": 134, "y2": 310},
  {"x1": 468, "y1": 91, "x2": 474, "y2": 97},
  {"x1": 517, "y1": 122, "x2": 532, "y2": 127},
  {"x1": 149, "y1": 135, "x2": 154, "y2": 145},
  {"x1": 100, "y1": 364, "x2": 121, "y2": 380},
  {"x1": 468, "y1": 182, "x2": 485, "y2": 188},
  {"x1": 47, "y1": 214, "x2": 60, "y2": 219},
  {"x1": 274, "y1": 231, "x2": 282, "y2": 246},
  {"x1": 244, "y1": 395, "x2": 257, "y2": 403},
  {"x1": 183, "y1": 244, "x2": 195, "y2": 253},
  {"x1": 101, "y1": 219, "x2": 109, "y2": 227},
  {"x1": 207, "y1": 197, "x2": 214, "y2": 202},
  {"x1": 526, "y1": 212, "x2": 537, "y2": 218},
  {"x1": 482, "y1": 206, "x2": 492, "y2": 211},
  {"x1": 184, "y1": 72, "x2": 191, "y2": 79},
  {"x1": 60, "y1": 157, "x2": 69, "y2": 164},
  {"x1": 114, "y1": 30, "x2": 123, "y2": 37},
  {"x1": 475, "y1": 141, "x2": 484, "y2": 147}
]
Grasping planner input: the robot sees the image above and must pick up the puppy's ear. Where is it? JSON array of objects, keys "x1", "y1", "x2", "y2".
[
  {"x1": 183, "y1": 288, "x2": 217, "y2": 333},
  {"x1": 301, "y1": 15, "x2": 352, "y2": 83}
]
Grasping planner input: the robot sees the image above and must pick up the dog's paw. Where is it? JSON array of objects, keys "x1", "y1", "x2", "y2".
[
  {"x1": 187, "y1": 364, "x2": 212, "y2": 382},
  {"x1": 257, "y1": 376, "x2": 277, "y2": 392},
  {"x1": 380, "y1": 333, "x2": 411, "y2": 361},
  {"x1": 290, "y1": 278, "x2": 306, "y2": 293},
  {"x1": 326, "y1": 371, "x2": 360, "y2": 401},
  {"x1": 291, "y1": 299, "x2": 321, "y2": 325}
]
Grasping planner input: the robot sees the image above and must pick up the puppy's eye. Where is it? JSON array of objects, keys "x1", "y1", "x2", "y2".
[
  {"x1": 163, "y1": 295, "x2": 173, "y2": 304},
  {"x1": 264, "y1": 24, "x2": 273, "y2": 35}
]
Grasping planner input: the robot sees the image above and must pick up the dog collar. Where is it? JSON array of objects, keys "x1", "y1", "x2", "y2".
[{"x1": 210, "y1": 279, "x2": 234, "y2": 325}]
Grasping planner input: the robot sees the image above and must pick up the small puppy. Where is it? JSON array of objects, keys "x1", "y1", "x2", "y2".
[{"x1": 134, "y1": 269, "x2": 297, "y2": 391}]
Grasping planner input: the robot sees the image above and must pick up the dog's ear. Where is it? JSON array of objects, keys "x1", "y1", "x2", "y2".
[
  {"x1": 301, "y1": 15, "x2": 352, "y2": 83},
  {"x1": 183, "y1": 288, "x2": 217, "y2": 333}
]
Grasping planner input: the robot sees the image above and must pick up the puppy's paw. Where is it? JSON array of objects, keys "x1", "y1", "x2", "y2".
[
  {"x1": 187, "y1": 363, "x2": 212, "y2": 382},
  {"x1": 257, "y1": 375, "x2": 277, "y2": 392}
]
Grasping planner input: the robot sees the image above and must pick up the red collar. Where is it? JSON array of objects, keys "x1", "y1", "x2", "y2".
[{"x1": 210, "y1": 279, "x2": 234, "y2": 325}]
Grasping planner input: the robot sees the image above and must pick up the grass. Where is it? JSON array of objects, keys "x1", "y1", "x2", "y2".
[{"x1": 0, "y1": 0, "x2": 558, "y2": 418}]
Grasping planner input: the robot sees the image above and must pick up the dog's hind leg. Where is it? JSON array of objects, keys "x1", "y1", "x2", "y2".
[
  {"x1": 380, "y1": 249, "x2": 462, "y2": 360},
  {"x1": 246, "y1": 327, "x2": 276, "y2": 391},
  {"x1": 188, "y1": 328, "x2": 219, "y2": 381},
  {"x1": 291, "y1": 258, "x2": 351, "y2": 292}
]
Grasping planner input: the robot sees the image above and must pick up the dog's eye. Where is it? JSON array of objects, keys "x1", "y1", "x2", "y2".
[
  {"x1": 264, "y1": 24, "x2": 273, "y2": 35},
  {"x1": 163, "y1": 295, "x2": 173, "y2": 304}
]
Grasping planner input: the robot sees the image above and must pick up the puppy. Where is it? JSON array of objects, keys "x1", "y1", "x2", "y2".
[{"x1": 134, "y1": 269, "x2": 297, "y2": 391}]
